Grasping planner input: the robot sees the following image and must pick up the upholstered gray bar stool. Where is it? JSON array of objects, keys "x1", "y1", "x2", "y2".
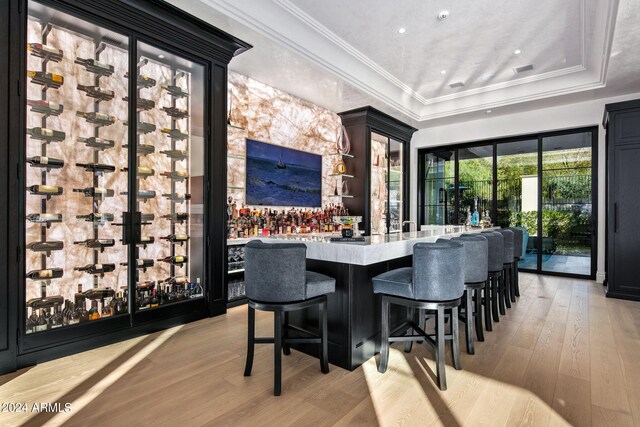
[
  {"x1": 372, "y1": 240, "x2": 465, "y2": 391},
  {"x1": 243, "y1": 240, "x2": 335, "y2": 396},
  {"x1": 508, "y1": 227, "x2": 524, "y2": 299},
  {"x1": 451, "y1": 235, "x2": 488, "y2": 354},
  {"x1": 480, "y1": 231, "x2": 505, "y2": 327},
  {"x1": 495, "y1": 229, "x2": 515, "y2": 311}
]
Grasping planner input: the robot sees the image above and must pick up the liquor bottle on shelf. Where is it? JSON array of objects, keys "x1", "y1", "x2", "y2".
[
  {"x1": 160, "y1": 234, "x2": 189, "y2": 244},
  {"x1": 161, "y1": 106, "x2": 189, "y2": 118},
  {"x1": 76, "y1": 111, "x2": 117, "y2": 126},
  {"x1": 120, "y1": 190, "x2": 156, "y2": 201},
  {"x1": 27, "y1": 70, "x2": 63, "y2": 88},
  {"x1": 123, "y1": 143, "x2": 156, "y2": 155},
  {"x1": 158, "y1": 255, "x2": 188, "y2": 265},
  {"x1": 111, "y1": 292, "x2": 126, "y2": 315},
  {"x1": 26, "y1": 268, "x2": 63, "y2": 281},
  {"x1": 27, "y1": 99, "x2": 64, "y2": 116},
  {"x1": 34, "y1": 309, "x2": 48, "y2": 332},
  {"x1": 192, "y1": 278, "x2": 203, "y2": 298},
  {"x1": 74, "y1": 284, "x2": 85, "y2": 305},
  {"x1": 161, "y1": 84, "x2": 189, "y2": 97},
  {"x1": 26, "y1": 156, "x2": 64, "y2": 169},
  {"x1": 141, "y1": 213, "x2": 155, "y2": 223},
  {"x1": 27, "y1": 43, "x2": 63, "y2": 62},
  {"x1": 161, "y1": 128, "x2": 189, "y2": 140},
  {"x1": 149, "y1": 290, "x2": 159, "y2": 308},
  {"x1": 75, "y1": 162, "x2": 116, "y2": 173},
  {"x1": 73, "y1": 238, "x2": 115, "y2": 250},
  {"x1": 161, "y1": 212, "x2": 189, "y2": 222},
  {"x1": 74, "y1": 263, "x2": 116, "y2": 276},
  {"x1": 122, "y1": 96, "x2": 155, "y2": 111},
  {"x1": 74, "y1": 57, "x2": 114, "y2": 76},
  {"x1": 68, "y1": 303, "x2": 80, "y2": 325},
  {"x1": 26, "y1": 185, "x2": 63, "y2": 196},
  {"x1": 78, "y1": 136, "x2": 115, "y2": 151},
  {"x1": 120, "y1": 259, "x2": 154, "y2": 270},
  {"x1": 73, "y1": 187, "x2": 115, "y2": 198},
  {"x1": 160, "y1": 170, "x2": 189, "y2": 180},
  {"x1": 26, "y1": 309, "x2": 38, "y2": 333},
  {"x1": 50, "y1": 304, "x2": 63, "y2": 329},
  {"x1": 26, "y1": 241, "x2": 64, "y2": 254},
  {"x1": 124, "y1": 72, "x2": 157, "y2": 88},
  {"x1": 26, "y1": 213, "x2": 62, "y2": 223},
  {"x1": 88, "y1": 300, "x2": 100, "y2": 321},
  {"x1": 162, "y1": 275, "x2": 189, "y2": 286},
  {"x1": 76, "y1": 85, "x2": 115, "y2": 101},
  {"x1": 160, "y1": 149, "x2": 188, "y2": 160},
  {"x1": 123, "y1": 120, "x2": 156, "y2": 134},
  {"x1": 27, "y1": 127, "x2": 65, "y2": 142},
  {"x1": 76, "y1": 213, "x2": 115, "y2": 223},
  {"x1": 101, "y1": 300, "x2": 112, "y2": 318},
  {"x1": 162, "y1": 192, "x2": 191, "y2": 202},
  {"x1": 121, "y1": 166, "x2": 154, "y2": 178}
]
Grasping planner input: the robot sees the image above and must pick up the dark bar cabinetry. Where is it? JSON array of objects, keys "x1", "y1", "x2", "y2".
[{"x1": 603, "y1": 99, "x2": 640, "y2": 301}]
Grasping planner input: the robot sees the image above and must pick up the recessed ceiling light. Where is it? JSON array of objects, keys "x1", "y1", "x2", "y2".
[
  {"x1": 440, "y1": 70, "x2": 447, "y2": 75},
  {"x1": 486, "y1": 110, "x2": 493, "y2": 114},
  {"x1": 437, "y1": 10, "x2": 449, "y2": 21},
  {"x1": 158, "y1": 54, "x2": 165, "y2": 59},
  {"x1": 513, "y1": 49, "x2": 522, "y2": 55},
  {"x1": 398, "y1": 27, "x2": 406, "y2": 34}
]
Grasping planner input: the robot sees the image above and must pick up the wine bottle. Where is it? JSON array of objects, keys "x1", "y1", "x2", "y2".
[
  {"x1": 50, "y1": 304, "x2": 63, "y2": 329},
  {"x1": 73, "y1": 187, "x2": 115, "y2": 198},
  {"x1": 74, "y1": 57, "x2": 114, "y2": 76},
  {"x1": 137, "y1": 280, "x2": 155, "y2": 290},
  {"x1": 123, "y1": 121, "x2": 156, "y2": 134},
  {"x1": 26, "y1": 213, "x2": 62, "y2": 223},
  {"x1": 124, "y1": 72, "x2": 156, "y2": 88},
  {"x1": 27, "y1": 127, "x2": 65, "y2": 142},
  {"x1": 75, "y1": 162, "x2": 116, "y2": 173},
  {"x1": 161, "y1": 84, "x2": 189, "y2": 98},
  {"x1": 27, "y1": 99, "x2": 64, "y2": 116},
  {"x1": 162, "y1": 275, "x2": 189, "y2": 286},
  {"x1": 158, "y1": 255, "x2": 188, "y2": 265},
  {"x1": 161, "y1": 106, "x2": 189, "y2": 119},
  {"x1": 78, "y1": 136, "x2": 115, "y2": 151},
  {"x1": 76, "y1": 111, "x2": 117, "y2": 126},
  {"x1": 26, "y1": 268, "x2": 63, "y2": 280},
  {"x1": 123, "y1": 143, "x2": 155, "y2": 155},
  {"x1": 35, "y1": 309, "x2": 48, "y2": 332},
  {"x1": 74, "y1": 284, "x2": 85, "y2": 308},
  {"x1": 74, "y1": 263, "x2": 116, "y2": 275},
  {"x1": 76, "y1": 213, "x2": 115, "y2": 223},
  {"x1": 26, "y1": 185, "x2": 63, "y2": 196},
  {"x1": 192, "y1": 278, "x2": 203, "y2": 298},
  {"x1": 141, "y1": 213, "x2": 155, "y2": 222},
  {"x1": 161, "y1": 128, "x2": 188, "y2": 140},
  {"x1": 122, "y1": 166, "x2": 154, "y2": 178},
  {"x1": 122, "y1": 96, "x2": 155, "y2": 111},
  {"x1": 162, "y1": 193, "x2": 191, "y2": 202},
  {"x1": 27, "y1": 70, "x2": 64, "y2": 88},
  {"x1": 139, "y1": 236, "x2": 155, "y2": 245},
  {"x1": 73, "y1": 239, "x2": 115, "y2": 249},
  {"x1": 76, "y1": 85, "x2": 114, "y2": 101},
  {"x1": 68, "y1": 302, "x2": 80, "y2": 325},
  {"x1": 121, "y1": 259, "x2": 154, "y2": 269},
  {"x1": 160, "y1": 170, "x2": 189, "y2": 180},
  {"x1": 160, "y1": 149, "x2": 188, "y2": 160},
  {"x1": 27, "y1": 43, "x2": 63, "y2": 62},
  {"x1": 120, "y1": 190, "x2": 156, "y2": 201},
  {"x1": 160, "y1": 234, "x2": 189, "y2": 243},
  {"x1": 26, "y1": 241, "x2": 64, "y2": 253},
  {"x1": 161, "y1": 212, "x2": 189, "y2": 222},
  {"x1": 26, "y1": 156, "x2": 64, "y2": 169}
]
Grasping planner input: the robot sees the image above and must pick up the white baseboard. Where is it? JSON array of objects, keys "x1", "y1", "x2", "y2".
[{"x1": 596, "y1": 271, "x2": 606, "y2": 283}]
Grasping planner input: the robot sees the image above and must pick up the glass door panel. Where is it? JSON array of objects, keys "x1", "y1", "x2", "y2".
[
  {"x1": 132, "y1": 41, "x2": 205, "y2": 311},
  {"x1": 541, "y1": 133, "x2": 593, "y2": 275},
  {"x1": 458, "y1": 145, "x2": 493, "y2": 226},
  {"x1": 370, "y1": 132, "x2": 388, "y2": 235},
  {"x1": 388, "y1": 138, "x2": 403, "y2": 233},
  {"x1": 496, "y1": 139, "x2": 538, "y2": 270},
  {"x1": 420, "y1": 150, "x2": 455, "y2": 226},
  {"x1": 25, "y1": 2, "x2": 130, "y2": 333}
]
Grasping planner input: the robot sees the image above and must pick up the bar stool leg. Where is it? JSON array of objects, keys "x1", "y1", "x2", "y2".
[
  {"x1": 244, "y1": 305, "x2": 255, "y2": 376},
  {"x1": 451, "y1": 306, "x2": 461, "y2": 369},
  {"x1": 491, "y1": 274, "x2": 500, "y2": 322},
  {"x1": 464, "y1": 290, "x2": 474, "y2": 355},
  {"x1": 274, "y1": 310, "x2": 282, "y2": 396},
  {"x1": 282, "y1": 311, "x2": 291, "y2": 355},
  {"x1": 436, "y1": 305, "x2": 447, "y2": 390},
  {"x1": 514, "y1": 260, "x2": 521, "y2": 297},
  {"x1": 498, "y1": 272, "x2": 507, "y2": 315},
  {"x1": 510, "y1": 263, "x2": 517, "y2": 302},
  {"x1": 378, "y1": 297, "x2": 390, "y2": 373},
  {"x1": 320, "y1": 298, "x2": 329, "y2": 374},
  {"x1": 504, "y1": 265, "x2": 512, "y2": 309},
  {"x1": 404, "y1": 307, "x2": 414, "y2": 353},
  {"x1": 475, "y1": 288, "x2": 485, "y2": 341},
  {"x1": 484, "y1": 280, "x2": 493, "y2": 331}
]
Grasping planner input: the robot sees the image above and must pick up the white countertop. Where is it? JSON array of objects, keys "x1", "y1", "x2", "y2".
[{"x1": 228, "y1": 226, "x2": 497, "y2": 265}]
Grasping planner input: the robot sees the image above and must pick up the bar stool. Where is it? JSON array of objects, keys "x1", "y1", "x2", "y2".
[
  {"x1": 508, "y1": 227, "x2": 525, "y2": 298},
  {"x1": 495, "y1": 229, "x2": 515, "y2": 311},
  {"x1": 450, "y1": 235, "x2": 488, "y2": 354},
  {"x1": 480, "y1": 231, "x2": 505, "y2": 326},
  {"x1": 243, "y1": 240, "x2": 336, "y2": 396},
  {"x1": 372, "y1": 240, "x2": 465, "y2": 391}
]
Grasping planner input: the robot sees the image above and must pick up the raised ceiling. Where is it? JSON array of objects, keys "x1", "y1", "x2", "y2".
[{"x1": 169, "y1": 0, "x2": 640, "y2": 128}]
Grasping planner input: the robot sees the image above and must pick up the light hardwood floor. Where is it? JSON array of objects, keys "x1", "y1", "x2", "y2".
[{"x1": 1, "y1": 273, "x2": 639, "y2": 426}]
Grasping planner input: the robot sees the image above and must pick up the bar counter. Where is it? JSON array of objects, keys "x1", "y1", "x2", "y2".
[{"x1": 230, "y1": 227, "x2": 493, "y2": 370}]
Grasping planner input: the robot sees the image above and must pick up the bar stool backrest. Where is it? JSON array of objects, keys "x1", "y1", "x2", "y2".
[
  {"x1": 244, "y1": 240, "x2": 307, "y2": 302},
  {"x1": 413, "y1": 241, "x2": 465, "y2": 301},
  {"x1": 480, "y1": 231, "x2": 504, "y2": 272},
  {"x1": 508, "y1": 227, "x2": 524, "y2": 258},
  {"x1": 495, "y1": 229, "x2": 515, "y2": 264},
  {"x1": 452, "y1": 235, "x2": 489, "y2": 283}
]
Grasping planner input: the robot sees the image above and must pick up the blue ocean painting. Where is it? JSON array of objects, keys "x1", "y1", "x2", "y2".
[{"x1": 245, "y1": 139, "x2": 322, "y2": 207}]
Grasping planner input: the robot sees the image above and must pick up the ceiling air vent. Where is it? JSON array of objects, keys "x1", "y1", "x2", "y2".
[
  {"x1": 514, "y1": 64, "x2": 534, "y2": 74},
  {"x1": 448, "y1": 81, "x2": 464, "y2": 88}
]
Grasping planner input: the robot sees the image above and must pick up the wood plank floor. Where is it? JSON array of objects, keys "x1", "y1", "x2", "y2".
[{"x1": 1, "y1": 273, "x2": 639, "y2": 426}]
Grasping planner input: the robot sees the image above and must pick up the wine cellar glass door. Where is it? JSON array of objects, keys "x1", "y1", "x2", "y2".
[{"x1": 24, "y1": 2, "x2": 131, "y2": 337}]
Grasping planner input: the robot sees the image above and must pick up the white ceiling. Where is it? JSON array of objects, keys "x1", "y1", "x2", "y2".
[{"x1": 168, "y1": 0, "x2": 640, "y2": 129}]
